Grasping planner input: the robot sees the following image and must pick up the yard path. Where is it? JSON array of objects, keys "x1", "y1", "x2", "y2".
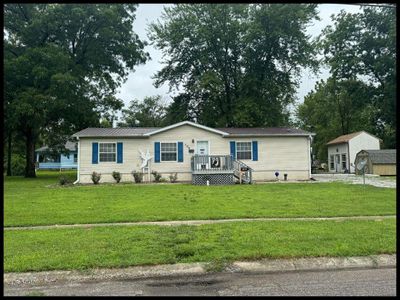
[{"x1": 4, "y1": 215, "x2": 396, "y2": 231}]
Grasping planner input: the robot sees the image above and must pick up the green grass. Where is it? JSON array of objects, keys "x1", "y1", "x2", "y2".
[
  {"x1": 4, "y1": 171, "x2": 396, "y2": 227},
  {"x1": 4, "y1": 219, "x2": 396, "y2": 273}
]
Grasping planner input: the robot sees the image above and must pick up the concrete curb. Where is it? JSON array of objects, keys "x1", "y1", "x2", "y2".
[
  {"x1": 4, "y1": 254, "x2": 396, "y2": 286},
  {"x1": 5, "y1": 215, "x2": 396, "y2": 231}
]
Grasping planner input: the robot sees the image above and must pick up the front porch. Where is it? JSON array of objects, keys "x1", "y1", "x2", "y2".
[{"x1": 190, "y1": 154, "x2": 253, "y2": 185}]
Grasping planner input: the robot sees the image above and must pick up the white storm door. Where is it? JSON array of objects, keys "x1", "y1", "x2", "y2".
[{"x1": 196, "y1": 141, "x2": 209, "y2": 155}]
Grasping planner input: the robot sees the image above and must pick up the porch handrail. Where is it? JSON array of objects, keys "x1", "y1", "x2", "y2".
[{"x1": 191, "y1": 154, "x2": 233, "y2": 172}]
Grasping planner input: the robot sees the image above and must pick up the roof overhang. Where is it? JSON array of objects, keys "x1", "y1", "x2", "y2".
[
  {"x1": 224, "y1": 133, "x2": 315, "y2": 137},
  {"x1": 143, "y1": 121, "x2": 229, "y2": 137}
]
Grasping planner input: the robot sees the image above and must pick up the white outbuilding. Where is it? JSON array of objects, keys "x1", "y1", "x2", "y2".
[{"x1": 326, "y1": 131, "x2": 381, "y2": 173}]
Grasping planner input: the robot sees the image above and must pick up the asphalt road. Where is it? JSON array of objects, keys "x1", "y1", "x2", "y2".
[{"x1": 4, "y1": 267, "x2": 396, "y2": 296}]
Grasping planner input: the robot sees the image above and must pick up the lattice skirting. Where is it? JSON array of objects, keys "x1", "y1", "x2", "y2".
[{"x1": 192, "y1": 173, "x2": 234, "y2": 185}]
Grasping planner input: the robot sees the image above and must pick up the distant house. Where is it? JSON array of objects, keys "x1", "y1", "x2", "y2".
[
  {"x1": 326, "y1": 131, "x2": 381, "y2": 173},
  {"x1": 355, "y1": 149, "x2": 396, "y2": 176},
  {"x1": 35, "y1": 141, "x2": 78, "y2": 170},
  {"x1": 72, "y1": 121, "x2": 315, "y2": 184}
]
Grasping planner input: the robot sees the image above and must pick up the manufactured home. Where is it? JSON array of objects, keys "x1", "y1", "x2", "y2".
[{"x1": 72, "y1": 121, "x2": 315, "y2": 184}]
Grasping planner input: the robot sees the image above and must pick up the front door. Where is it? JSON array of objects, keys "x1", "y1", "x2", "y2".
[
  {"x1": 196, "y1": 141, "x2": 209, "y2": 155},
  {"x1": 335, "y1": 154, "x2": 341, "y2": 172},
  {"x1": 196, "y1": 141, "x2": 209, "y2": 170}
]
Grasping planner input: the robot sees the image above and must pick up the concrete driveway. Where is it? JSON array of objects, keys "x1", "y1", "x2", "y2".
[{"x1": 311, "y1": 173, "x2": 396, "y2": 188}]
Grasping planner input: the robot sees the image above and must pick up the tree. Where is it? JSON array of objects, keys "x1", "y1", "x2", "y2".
[
  {"x1": 118, "y1": 96, "x2": 167, "y2": 127},
  {"x1": 318, "y1": 5, "x2": 396, "y2": 148},
  {"x1": 297, "y1": 78, "x2": 377, "y2": 162},
  {"x1": 149, "y1": 4, "x2": 319, "y2": 127},
  {"x1": 4, "y1": 4, "x2": 149, "y2": 177}
]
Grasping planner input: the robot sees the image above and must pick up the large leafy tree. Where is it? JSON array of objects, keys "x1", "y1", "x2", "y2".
[
  {"x1": 4, "y1": 4, "x2": 149, "y2": 177},
  {"x1": 297, "y1": 78, "x2": 376, "y2": 161},
  {"x1": 118, "y1": 95, "x2": 168, "y2": 127},
  {"x1": 149, "y1": 4, "x2": 319, "y2": 127},
  {"x1": 317, "y1": 5, "x2": 396, "y2": 149}
]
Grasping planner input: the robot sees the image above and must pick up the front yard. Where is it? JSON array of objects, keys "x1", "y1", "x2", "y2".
[
  {"x1": 4, "y1": 171, "x2": 396, "y2": 273},
  {"x1": 4, "y1": 171, "x2": 396, "y2": 227}
]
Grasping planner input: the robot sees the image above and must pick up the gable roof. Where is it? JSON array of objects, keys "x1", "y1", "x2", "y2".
[
  {"x1": 326, "y1": 131, "x2": 381, "y2": 145},
  {"x1": 143, "y1": 121, "x2": 228, "y2": 136},
  {"x1": 72, "y1": 121, "x2": 314, "y2": 138},
  {"x1": 360, "y1": 149, "x2": 396, "y2": 164},
  {"x1": 35, "y1": 141, "x2": 77, "y2": 153}
]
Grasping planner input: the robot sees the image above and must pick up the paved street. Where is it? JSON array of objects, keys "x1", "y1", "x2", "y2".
[{"x1": 4, "y1": 267, "x2": 396, "y2": 296}]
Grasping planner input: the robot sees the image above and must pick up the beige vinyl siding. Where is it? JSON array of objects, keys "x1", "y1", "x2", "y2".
[
  {"x1": 372, "y1": 164, "x2": 396, "y2": 176},
  {"x1": 78, "y1": 124, "x2": 311, "y2": 183}
]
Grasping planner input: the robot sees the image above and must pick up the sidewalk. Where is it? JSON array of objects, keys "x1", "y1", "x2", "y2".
[
  {"x1": 4, "y1": 254, "x2": 395, "y2": 287},
  {"x1": 5, "y1": 215, "x2": 396, "y2": 231}
]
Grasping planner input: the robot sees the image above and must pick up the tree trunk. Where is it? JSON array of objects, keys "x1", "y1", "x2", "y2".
[
  {"x1": 25, "y1": 128, "x2": 36, "y2": 178},
  {"x1": 7, "y1": 132, "x2": 12, "y2": 176}
]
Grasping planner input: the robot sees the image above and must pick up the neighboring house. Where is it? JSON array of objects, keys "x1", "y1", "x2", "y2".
[
  {"x1": 35, "y1": 141, "x2": 78, "y2": 170},
  {"x1": 355, "y1": 149, "x2": 396, "y2": 176},
  {"x1": 326, "y1": 131, "x2": 381, "y2": 174},
  {"x1": 72, "y1": 121, "x2": 315, "y2": 184}
]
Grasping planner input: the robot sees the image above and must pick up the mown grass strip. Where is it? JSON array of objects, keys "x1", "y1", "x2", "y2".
[
  {"x1": 5, "y1": 172, "x2": 396, "y2": 227},
  {"x1": 4, "y1": 219, "x2": 396, "y2": 272}
]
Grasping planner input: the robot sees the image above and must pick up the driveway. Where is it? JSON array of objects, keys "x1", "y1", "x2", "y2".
[{"x1": 311, "y1": 173, "x2": 396, "y2": 188}]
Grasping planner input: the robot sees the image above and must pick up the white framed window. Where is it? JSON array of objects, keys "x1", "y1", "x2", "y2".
[
  {"x1": 341, "y1": 154, "x2": 346, "y2": 169},
  {"x1": 99, "y1": 143, "x2": 116, "y2": 162},
  {"x1": 330, "y1": 155, "x2": 334, "y2": 170},
  {"x1": 161, "y1": 142, "x2": 177, "y2": 162},
  {"x1": 236, "y1": 142, "x2": 252, "y2": 160}
]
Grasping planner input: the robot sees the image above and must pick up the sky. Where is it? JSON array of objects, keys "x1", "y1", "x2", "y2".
[{"x1": 116, "y1": 3, "x2": 362, "y2": 118}]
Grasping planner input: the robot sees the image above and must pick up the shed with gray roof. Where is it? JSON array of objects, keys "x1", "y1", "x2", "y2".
[{"x1": 355, "y1": 149, "x2": 396, "y2": 176}]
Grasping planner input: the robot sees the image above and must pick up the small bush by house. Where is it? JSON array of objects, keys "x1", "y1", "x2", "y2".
[
  {"x1": 91, "y1": 172, "x2": 101, "y2": 184},
  {"x1": 169, "y1": 173, "x2": 178, "y2": 183},
  {"x1": 112, "y1": 171, "x2": 122, "y2": 183},
  {"x1": 132, "y1": 170, "x2": 143, "y2": 183},
  {"x1": 59, "y1": 175, "x2": 70, "y2": 186},
  {"x1": 151, "y1": 171, "x2": 162, "y2": 182}
]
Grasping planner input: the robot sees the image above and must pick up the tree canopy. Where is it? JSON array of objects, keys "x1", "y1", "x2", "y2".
[
  {"x1": 297, "y1": 5, "x2": 396, "y2": 161},
  {"x1": 149, "y1": 4, "x2": 320, "y2": 127},
  {"x1": 4, "y1": 4, "x2": 148, "y2": 176}
]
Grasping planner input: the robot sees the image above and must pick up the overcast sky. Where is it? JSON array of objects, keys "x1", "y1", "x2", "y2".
[{"x1": 116, "y1": 4, "x2": 362, "y2": 117}]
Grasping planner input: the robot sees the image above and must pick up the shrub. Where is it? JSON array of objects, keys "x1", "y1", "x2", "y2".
[
  {"x1": 132, "y1": 170, "x2": 143, "y2": 183},
  {"x1": 159, "y1": 177, "x2": 167, "y2": 183},
  {"x1": 59, "y1": 175, "x2": 70, "y2": 186},
  {"x1": 151, "y1": 170, "x2": 162, "y2": 182},
  {"x1": 169, "y1": 172, "x2": 178, "y2": 183},
  {"x1": 91, "y1": 172, "x2": 101, "y2": 184},
  {"x1": 112, "y1": 171, "x2": 122, "y2": 183},
  {"x1": 10, "y1": 154, "x2": 26, "y2": 176}
]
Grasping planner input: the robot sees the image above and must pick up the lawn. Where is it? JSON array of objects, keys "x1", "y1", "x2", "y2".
[
  {"x1": 4, "y1": 219, "x2": 396, "y2": 272},
  {"x1": 4, "y1": 171, "x2": 396, "y2": 227}
]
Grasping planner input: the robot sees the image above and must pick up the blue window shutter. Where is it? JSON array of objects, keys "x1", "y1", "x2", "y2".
[
  {"x1": 154, "y1": 142, "x2": 160, "y2": 163},
  {"x1": 117, "y1": 142, "x2": 123, "y2": 163},
  {"x1": 230, "y1": 141, "x2": 236, "y2": 160},
  {"x1": 252, "y1": 141, "x2": 258, "y2": 161},
  {"x1": 92, "y1": 142, "x2": 98, "y2": 164},
  {"x1": 178, "y1": 142, "x2": 184, "y2": 162}
]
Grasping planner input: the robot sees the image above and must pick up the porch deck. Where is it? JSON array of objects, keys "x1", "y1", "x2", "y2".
[{"x1": 190, "y1": 155, "x2": 253, "y2": 184}]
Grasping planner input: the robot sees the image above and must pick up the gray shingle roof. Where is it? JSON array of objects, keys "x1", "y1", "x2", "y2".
[
  {"x1": 363, "y1": 149, "x2": 396, "y2": 164},
  {"x1": 35, "y1": 141, "x2": 77, "y2": 152},
  {"x1": 72, "y1": 127, "x2": 159, "y2": 138},
  {"x1": 73, "y1": 126, "x2": 314, "y2": 138},
  {"x1": 217, "y1": 127, "x2": 314, "y2": 136}
]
